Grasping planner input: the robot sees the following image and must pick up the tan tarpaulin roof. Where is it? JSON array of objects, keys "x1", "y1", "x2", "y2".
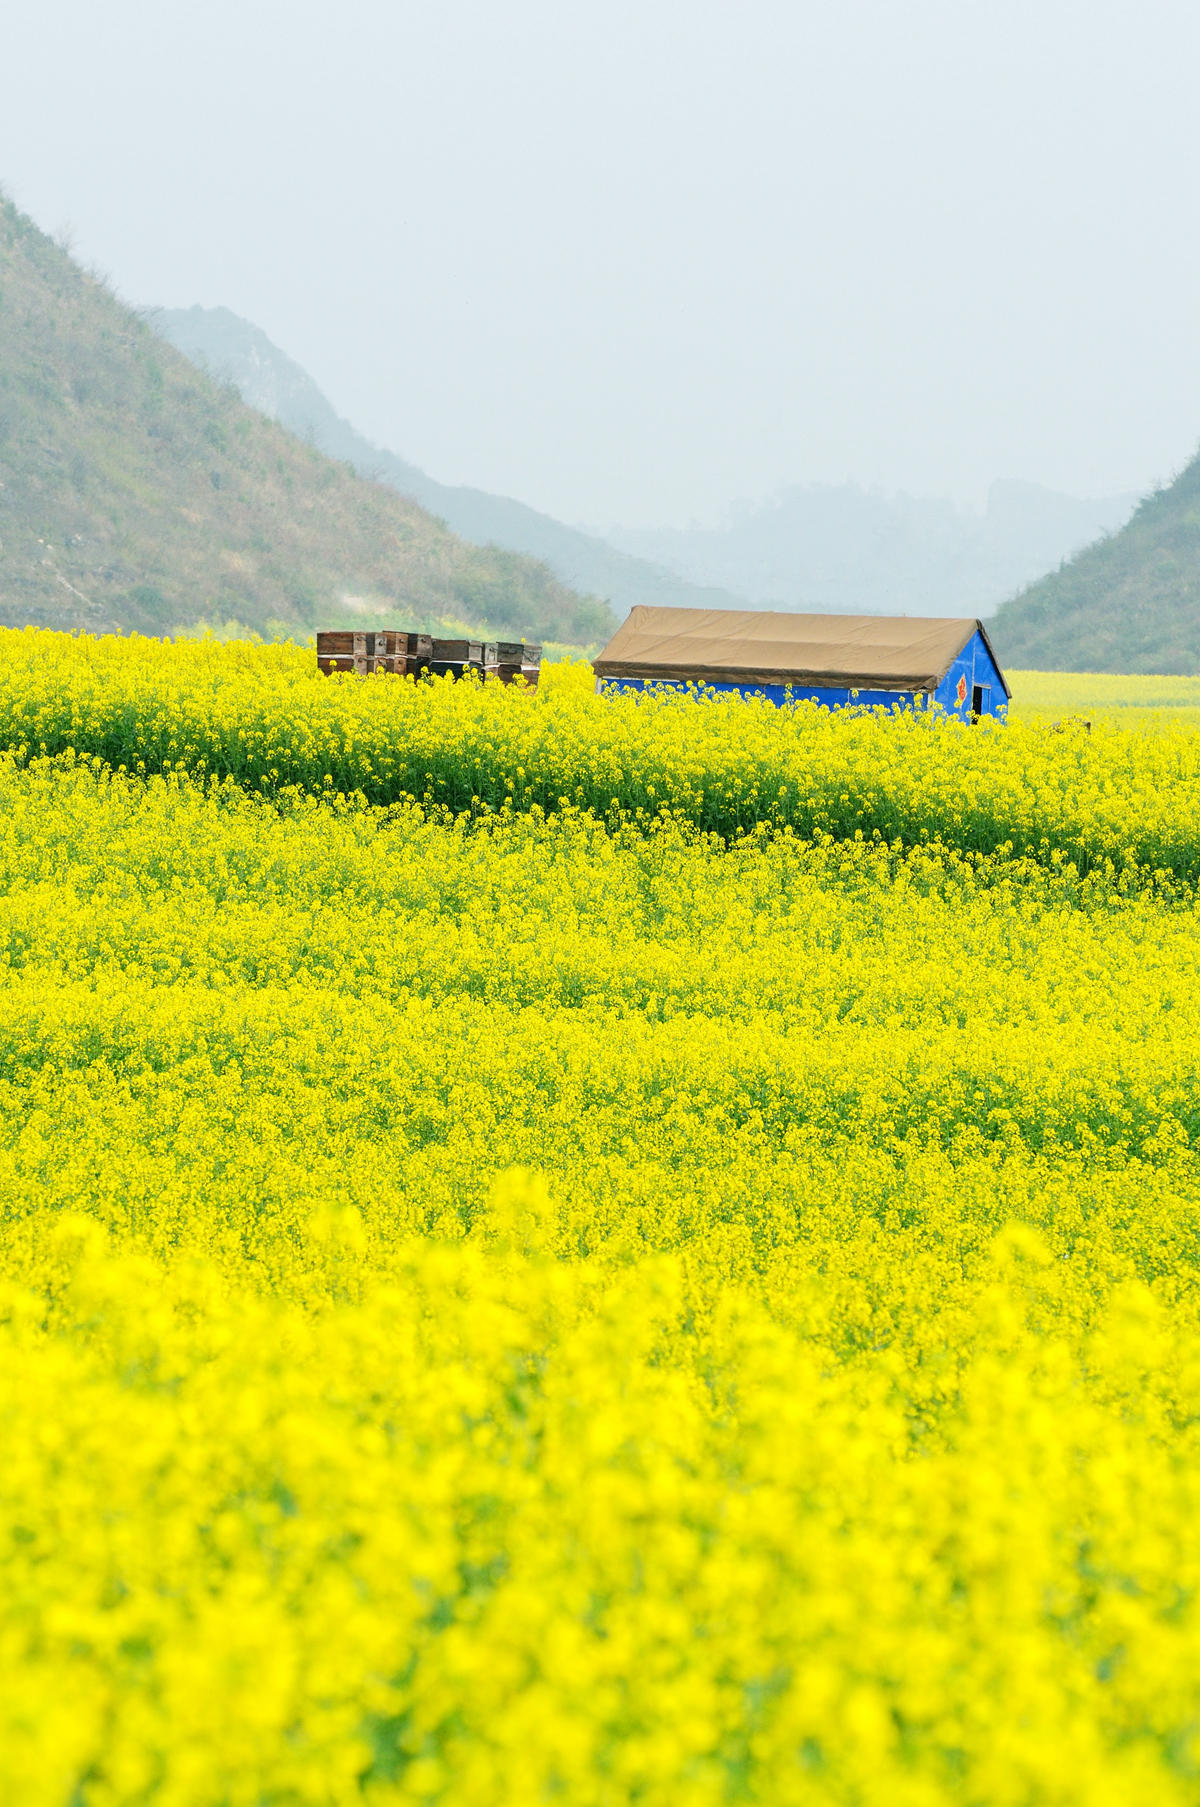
[{"x1": 594, "y1": 606, "x2": 1006, "y2": 694}]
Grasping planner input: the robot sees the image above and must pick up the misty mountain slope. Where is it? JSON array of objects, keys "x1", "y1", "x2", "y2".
[
  {"x1": 989, "y1": 452, "x2": 1200, "y2": 673},
  {"x1": 606, "y1": 481, "x2": 1138, "y2": 619},
  {"x1": 0, "y1": 196, "x2": 610, "y2": 642},
  {"x1": 152, "y1": 306, "x2": 755, "y2": 618}
]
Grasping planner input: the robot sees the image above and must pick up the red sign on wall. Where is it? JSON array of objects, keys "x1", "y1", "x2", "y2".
[{"x1": 956, "y1": 674, "x2": 968, "y2": 707}]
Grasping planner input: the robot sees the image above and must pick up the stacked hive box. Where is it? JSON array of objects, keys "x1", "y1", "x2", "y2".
[
  {"x1": 484, "y1": 642, "x2": 542, "y2": 690},
  {"x1": 316, "y1": 631, "x2": 432, "y2": 677},
  {"x1": 317, "y1": 633, "x2": 542, "y2": 688},
  {"x1": 430, "y1": 639, "x2": 484, "y2": 680}
]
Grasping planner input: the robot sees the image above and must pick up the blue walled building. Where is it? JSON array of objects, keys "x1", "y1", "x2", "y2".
[{"x1": 594, "y1": 606, "x2": 1009, "y2": 720}]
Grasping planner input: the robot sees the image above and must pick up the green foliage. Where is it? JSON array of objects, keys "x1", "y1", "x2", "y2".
[
  {"x1": 992, "y1": 451, "x2": 1200, "y2": 673},
  {"x1": 4, "y1": 631, "x2": 1200, "y2": 885}
]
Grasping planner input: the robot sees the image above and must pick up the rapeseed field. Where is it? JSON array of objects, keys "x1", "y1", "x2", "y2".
[
  {"x1": 3, "y1": 631, "x2": 1200, "y2": 1804},
  {"x1": 1007, "y1": 669, "x2": 1200, "y2": 730},
  {"x1": 4, "y1": 629, "x2": 1200, "y2": 876}
]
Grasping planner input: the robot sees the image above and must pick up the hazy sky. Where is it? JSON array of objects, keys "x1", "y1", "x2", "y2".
[{"x1": 2, "y1": 0, "x2": 1198, "y2": 526}]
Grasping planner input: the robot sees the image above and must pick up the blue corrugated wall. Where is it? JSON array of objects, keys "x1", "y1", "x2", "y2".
[{"x1": 597, "y1": 629, "x2": 1008, "y2": 720}]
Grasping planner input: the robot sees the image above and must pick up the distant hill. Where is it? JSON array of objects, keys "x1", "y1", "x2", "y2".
[
  {"x1": 0, "y1": 195, "x2": 610, "y2": 643},
  {"x1": 603, "y1": 479, "x2": 1138, "y2": 619},
  {"x1": 152, "y1": 305, "x2": 754, "y2": 621},
  {"x1": 988, "y1": 453, "x2": 1200, "y2": 673}
]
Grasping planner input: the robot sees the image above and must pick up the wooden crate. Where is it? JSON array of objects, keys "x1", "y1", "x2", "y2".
[
  {"x1": 483, "y1": 641, "x2": 542, "y2": 665},
  {"x1": 399, "y1": 633, "x2": 433, "y2": 679},
  {"x1": 315, "y1": 630, "x2": 545, "y2": 684},
  {"x1": 316, "y1": 630, "x2": 431, "y2": 677},
  {"x1": 429, "y1": 636, "x2": 484, "y2": 681},
  {"x1": 432, "y1": 637, "x2": 483, "y2": 663},
  {"x1": 484, "y1": 642, "x2": 542, "y2": 687}
]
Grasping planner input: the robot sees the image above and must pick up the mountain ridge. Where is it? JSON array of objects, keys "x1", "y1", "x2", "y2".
[
  {"x1": 152, "y1": 307, "x2": 1152, "y2": 639},
  {"x1": 152, "y1": 306, "x2": 756, "y2": 621},
  {"x1": 988, "y1": 451, "x2": 1200, "y2": 672},
  {"x1": 0, "y1": 195, "x2": 610, "y2": 644},
  {"x1": 603, "y1": 479, "x2": 1138, "y2": 621}
]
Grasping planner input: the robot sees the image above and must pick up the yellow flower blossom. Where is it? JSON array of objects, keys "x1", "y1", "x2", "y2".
[{"x1": 0, "y1": 637, "x2": 1195, "y2": 1800}]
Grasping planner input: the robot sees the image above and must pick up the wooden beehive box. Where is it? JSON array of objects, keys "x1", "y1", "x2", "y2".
[
  {"x1": 484, "y1": 642, "x2": 543, "y2": 689},
  {"x1": 316, "y1": 631, "x2": 542, "y2": 688},
  {"x1": 428, "y1": 638, "x2": 485, "y2": 679},
  {"x1": 316, "y1": 631, "x2": 432, "y2": 677}
]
